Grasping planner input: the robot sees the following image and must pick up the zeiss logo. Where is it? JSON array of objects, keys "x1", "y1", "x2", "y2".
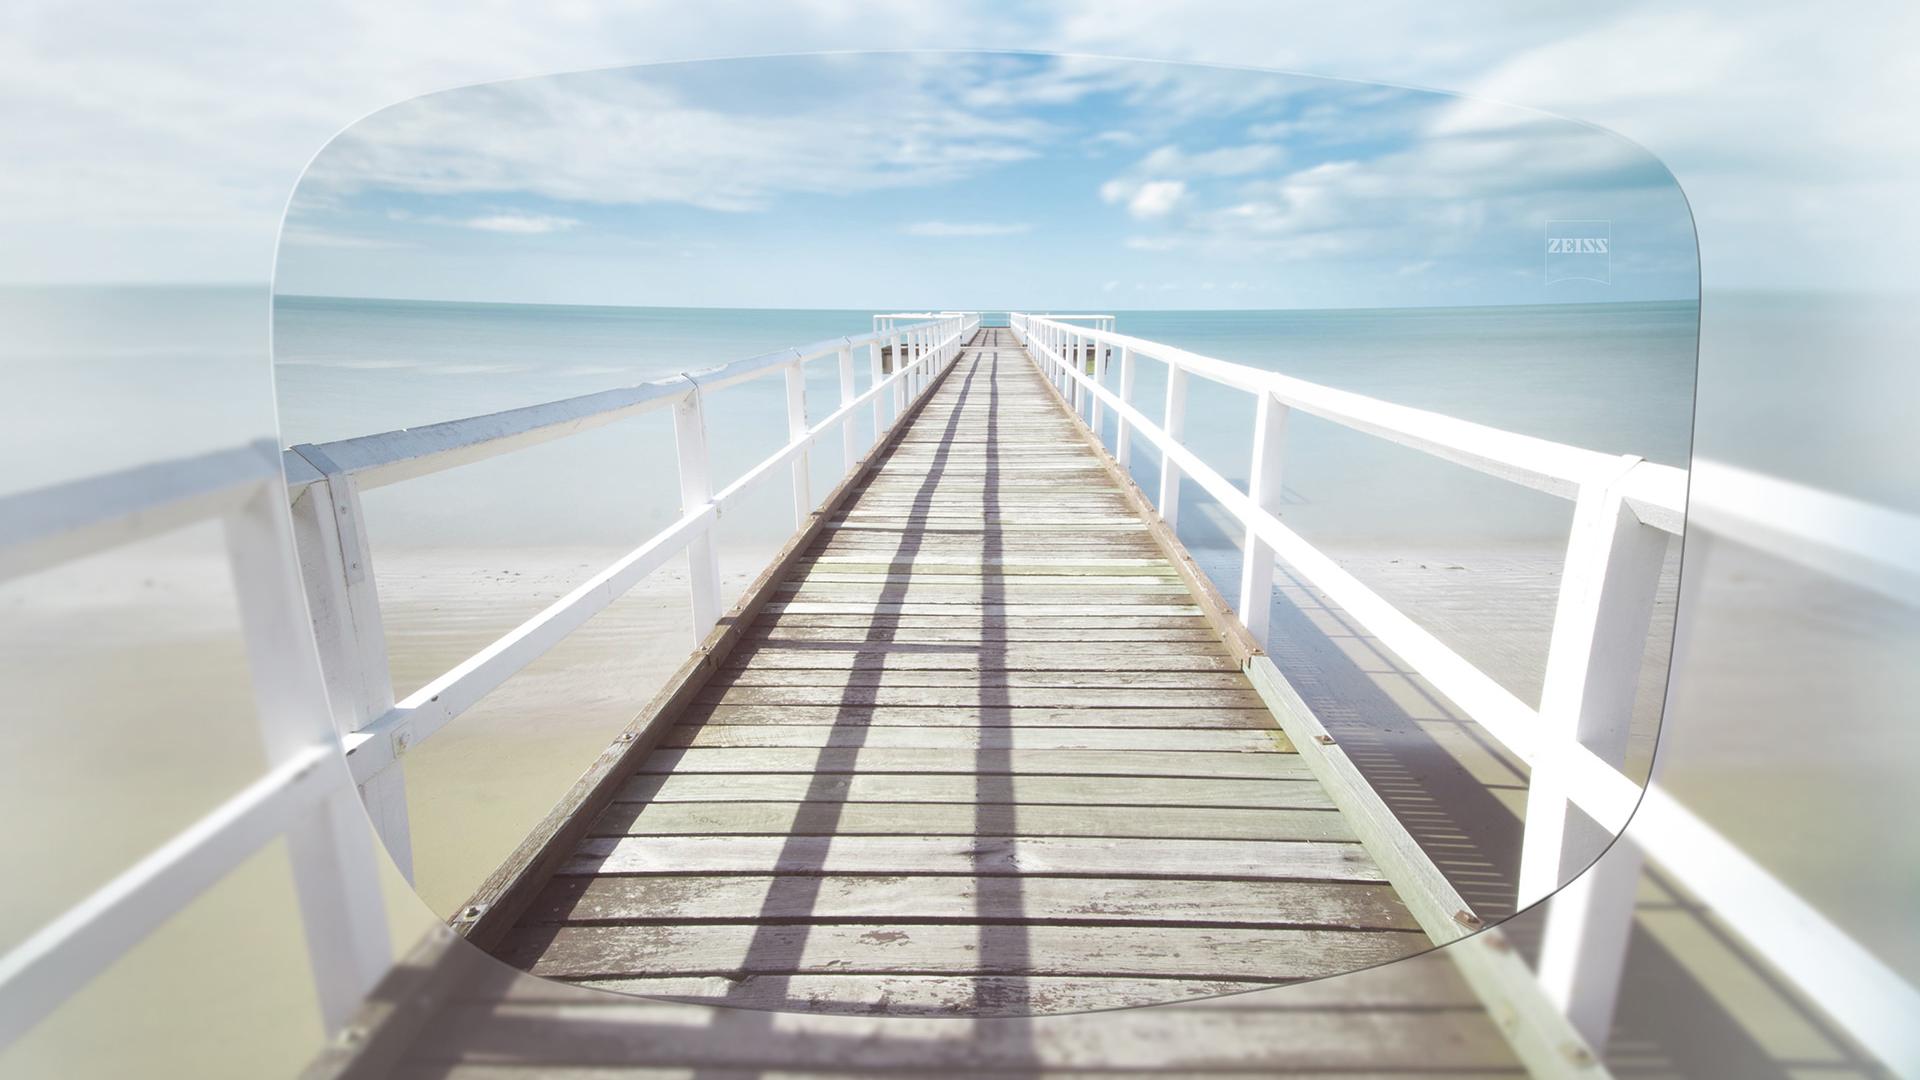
[{"x1": 1545, "y1": 219, "x2": 1611, "y2": 285}]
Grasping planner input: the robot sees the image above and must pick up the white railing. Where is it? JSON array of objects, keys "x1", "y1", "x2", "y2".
[
  {"x1": 282, "y1": 314, "x2": 975, "y2": 881},
  {"x1": 1011, "y1": 312, "x2": 1920, "y2": 1076},
  {"x1": 0, "y1": 441, "x2": 393, "y2": 1043}
]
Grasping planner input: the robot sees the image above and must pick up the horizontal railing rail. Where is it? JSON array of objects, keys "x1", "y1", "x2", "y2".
[
  {"x1": 286, "y1": 313, "x2": 977, "y2": 881},
  {"x1": 0, "y1": 440, "x2": 392, "y2": 1045},
  {"x1": 1012, "y1": 311, "x2": 1920, "y2": 1076}
]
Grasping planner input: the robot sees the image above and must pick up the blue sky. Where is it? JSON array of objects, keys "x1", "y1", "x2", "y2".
[{"x1": 277, "y1": 53, "x2": 1697, "y2": 310}]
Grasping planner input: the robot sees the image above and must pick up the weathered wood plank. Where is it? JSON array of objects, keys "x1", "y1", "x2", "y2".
[
  {"x1": 761, "y1": 603, "x2": 1206, "y2": 617},
  {"x1": 521, "y1": 873, "x2": 1413, "y2": 929},
  {"x1": 634, "y1": 747, "x2": 1307, "y2": 780},
  {"x1": 548, "y1": 973, "x2": 1294, "y2": 1016},
  {"x1": 681, "y1": 704, "x2": 1283, "y2": 728},
  {"x1": 586, "y1": 801, "x2": 1347, "y2": 842},
  {"x1": 661, "y1": 724, "x2": 1293, "y2": 752},
  {"x1": 555, "y1": 835, "x2": 1383, "y2": 881},
  {"x1": 697, "y1": 684, "x2": 1270, "y2": 708},
  {"x1": 709, "y1": 669, "x2": 1251, "y2": 689},
  {"x1": 747, "y1": 626, "x2": 1223, "y2": 643},
  {"x1": 496, "y1": 922, "x2": 1423, "y2": 981},
  {"x1": 754, "y1": 613, "x2": 1216, "y2": 629},
  {"x1": 724, "y1": 644, "x2": 1236, "y2": 671},
  {"x1": 614, "y1": 772, "x2": 1337, "y2": 810}
]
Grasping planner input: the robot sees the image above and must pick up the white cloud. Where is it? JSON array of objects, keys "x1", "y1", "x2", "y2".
[
  {"x1": 459, "y1": 213, "x2": 580, "y2": 234},
  {"x1": 903, "y1": 221, "x2": 1031, "y2": 237},
  {"x1": 1105, "y1": 179, "x2": 1186, "y2": 219},
  {"x1": 1137, "y1": 143, "x2": 1284, "y2": 177}
]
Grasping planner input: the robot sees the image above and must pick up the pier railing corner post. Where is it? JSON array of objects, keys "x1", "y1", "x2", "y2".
[
  {"x1": 286, "y1": 444, "x2": 413, "y2": 882},
  {"x1": 228, "y1": 475, "x2": 393, "y2": 1032}
]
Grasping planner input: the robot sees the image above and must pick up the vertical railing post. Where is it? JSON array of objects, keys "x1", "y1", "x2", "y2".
[
  {"x1": 784, "y1": 358, "x2": 811, "y2": 528},
  {"x1": 1115, "y1": 345, "x2": 1136, "y2": 468},
  {"x1": 1237, "y1": 391, "x2": 1290, "y2": 642},
  {"x1": 1159, "y1": 365, "x2": 1189, "y2": 529},
  {"x1": 1537, "y1": 830, "x2": 1646, "y2": 1047},
  {"x1": 225, "y1": 471, "x2": 392, "y2": 1034},
  {"x1": 891, "y1": 332, "x2": 906, "y2": 416},
  {"x1": 287, "y1": 444, "x2": 411, "y2": 882},
  {"x1": 837, "y1": 344, "x2": 858, "y2": 468},
  {"x1": 1518, "y1": 455, "x2": 1669, "y2": 906},
  {"x1": 672, "y1": 383, "x2": 722, "y2": 642},
  {"x1": 1536, "y1": 524, "x2": 1703, "y2": 1049},
  {"x1": 868, "y1": 337, "x2": 886, "y2": 443},
  {"x1": 1090, "y1": 331, "x2": 1108, "y2": 441}
]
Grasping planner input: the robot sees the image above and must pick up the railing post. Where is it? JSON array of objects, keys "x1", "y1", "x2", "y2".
[
  {"x1": 1159, "y1": 366, "x2": 1189, "y2": 529},
  {"x1": 785, "y1": 359, "x2": 811, "y2": 527},
  {"x1": 1071, "y1": 331, "x2": 1085, "y2": 419},
  {"x1": 1237, "y1": 391, "x2": 1290, "y2": 642},
  {"x1": 868, "y1": 337, "x2": 886, "y2": 443},
  {"x1": 287, "y1": 444, "x2": 412, "y2": 882},
  {"x1": 1090, "y1": 332, "x2": 1108, "y2": 440},
  {"x1": 837, "y1": 344, "x2": 858, "y2": 467},
  {"x1": 1537, "y1": 830, "x2": 1646, "y2": 1047},
  {"x1": 891, "y1": 332, "x2": 906, "y2": 416},
  {"x1": 1518, "y1": 455, "x2": 1669, "y2": 906},
  {"x1": 1115, "y1": 345, "x2": 1136, "y2": 468},
  {"x1": 672, "y1": 384, "x2": 722, "y2": 642},
  {"x1": 225, "y1": 476, "x2": 391, "y2": 1034}
]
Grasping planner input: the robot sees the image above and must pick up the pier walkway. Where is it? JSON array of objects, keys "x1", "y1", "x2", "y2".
[
  {"x1": 46, "y1": 309, "x2": 1875, "y2": 1080},
  {"x1": 464, "y1": 328, "x2": 1432, "y2": 1013}
]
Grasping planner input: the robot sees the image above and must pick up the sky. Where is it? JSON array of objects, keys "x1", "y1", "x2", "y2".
[
  {"x1": 272, "y1": 53, "x2": 1696, "y2": 310},
  {"x1": 2, "y1": 1, "x2": 1914, "y2": 301}
]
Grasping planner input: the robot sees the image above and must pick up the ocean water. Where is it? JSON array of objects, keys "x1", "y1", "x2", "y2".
[{"x1": 271, "y1": 295, "x2": 1701, "y2": 554}]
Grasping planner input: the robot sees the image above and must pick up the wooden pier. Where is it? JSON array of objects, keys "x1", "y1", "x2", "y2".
[{"x1": 456, "y1": 328, "x2": 1436, "y2": 1014}]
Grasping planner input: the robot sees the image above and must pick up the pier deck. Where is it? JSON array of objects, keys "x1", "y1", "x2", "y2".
[{"x1": 467, "y1": 328, "x2": 1435, "y2": 1014}]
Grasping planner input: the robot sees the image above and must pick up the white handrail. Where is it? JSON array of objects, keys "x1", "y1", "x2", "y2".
[
  {"x1": 289, "y1": 314, "x2": 978, "y2": 878},
  {"x1": 1012, "y1": 311, "x2": 1920, "y2": 1078},
  {"x1": 0, "y1": 443, "x2": 392, "y2": 1045}
]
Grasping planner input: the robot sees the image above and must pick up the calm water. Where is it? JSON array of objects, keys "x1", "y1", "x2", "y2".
[{"x1": 270, "y1": 294, "x2": 1700, "y2": 552}]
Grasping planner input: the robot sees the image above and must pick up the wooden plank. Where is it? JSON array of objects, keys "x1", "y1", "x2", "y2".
[
  {"x1": 725, "y1": 644, "x2": 1236, "y2": 669},
  {"x1": 495, "y1": 922, "x2": 1423, "y2": 981},
  {"x1": 697, "y1": 684, "x2": 1269, "y2": 708},
  {"x1": 747, "y1": 626, "x2": 1223, "y2": 644},
  {"x1": 760, "y1": 603, "x2": 1207, "y2": 616},
  {"x1": 614, "y1": 772, "x2": 1337, "y2": 810},
  {"x1": 682, "y1": 704, "x2": 1283, "y2": 728},
  {"x1": 798, "y1": 556, "x2": 1176, "y2": 573},
  {"x1": 709, "y1": 669, "x2": 1251, "y2": 689},
  {"x1": 586, "y1": 801, "x2": 1348, "y2": 842},
  {"x1": 754, "y1": 614, "x2": 1216, "y2": 629},
  {"x1": 544, "y1": 973, "x2": 1298, "y2": 1016},
  {"x1": 778, "y1": 578, "x2": 1193, "y2": 593},
  {"x1": 520, "y1": 873, "x2": 1413, "y2": 929},
  {"x1": 555, "y1": 835, "x2": 1383, "y2": 880},
  {"x1": 634, "y1": 747, "x2": 1307, "y2": 780},
  {"x1": 661, "y1": 724, "x2": 1293, "y2": 752}
]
